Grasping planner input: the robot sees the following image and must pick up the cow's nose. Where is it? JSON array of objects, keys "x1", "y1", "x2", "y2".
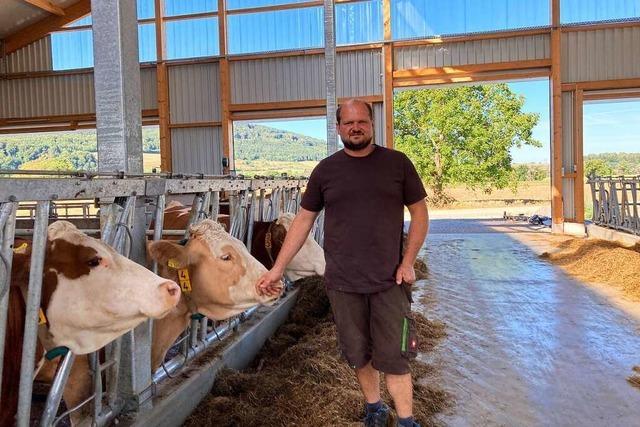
[{"x1": 160, "y1": 281, "x2": 181, "y2": 302}]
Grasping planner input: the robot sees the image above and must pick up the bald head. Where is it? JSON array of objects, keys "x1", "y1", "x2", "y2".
[
  {"x1": 336, "y1": 99, "x2": 373, "y2": 124},
  {"x1": 336, "y1": 99, "x2": 374, "y2": 152}
]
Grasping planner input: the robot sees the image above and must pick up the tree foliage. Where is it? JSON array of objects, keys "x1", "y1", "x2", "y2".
[
  {"x1": 584, "y1": 153, "x2": 640, "y2": 177},
  {"x1": 394, "y1": 84, "x2": 541, "y2": 205}
]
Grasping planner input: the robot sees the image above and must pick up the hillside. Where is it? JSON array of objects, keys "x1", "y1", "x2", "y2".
[
  {"x1": 0, "y1": 128, "x2": 160, "y2": 170},
  {"x1": 233, "y1": 123, "x2": 326, "y2": 162},
  {"x1": 0, "y1": 124, "x2": 326, "y2": 171}
]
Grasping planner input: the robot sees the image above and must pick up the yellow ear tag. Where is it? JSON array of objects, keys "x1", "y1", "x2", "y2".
[
  {"x1": 178, "y1": 268, "x2": 191, "y2": 293},
  {"x1": 13, "y1": 242, "x2": 28, "y2": 253},
  {"x1": 38, "y1": 308, "x2": 47, "y2": 325},
  {"x1": 168, "y1": 258, "x2": 181, "y2": 269}
]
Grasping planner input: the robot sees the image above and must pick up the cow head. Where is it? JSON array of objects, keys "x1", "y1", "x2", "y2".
[
  {"x1": 276, "y1": 213, "x2": 325, "y2": 281},
  {"x1": 148, "y1": 219, "x2": 282, "y2": 321},
  {"x1": 16, "y1": 221, "x2": 181, "y2": 355}
]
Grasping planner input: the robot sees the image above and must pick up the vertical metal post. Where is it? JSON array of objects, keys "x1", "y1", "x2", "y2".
[
  {"x1": 90, "y1": 352, "x2": 104, "y2": 421},
  {"x1": 184, "y1": 193, "x2": 204, "y2": 239},
  {"x1": 324, "y1": 0, "x2": 338, "y2": 154},
  {"x1": 0, "y1": 202, "x2": 17, "y2": 399},
  {"x1": 152, "y1": 194, "x2": 167, "y2": 274},
  {"x1": 245, "y1": 190, "x2": 257, "y2": 248},
  {"x1": 258, "y1": 189, "x2": 265, "y2": 221},
  {"x1": 16, "y1": 201, "x2": 50, "y2": 427},
  {"x1": 211, "y1": 191, "x2": 220, "y2": 224},
  {"x1": 92, "y1": 0, "x2": 143, "y2": 175},
  {"x1": 40, "y1": 352, "x2": 77, "y2": 427}
]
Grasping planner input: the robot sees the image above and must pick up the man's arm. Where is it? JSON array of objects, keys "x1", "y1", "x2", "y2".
[
  {"x1": 255, "y1": 207, "x2": 319, "y2": 295},
  {"x1": 395, "y1": 199, "x2": 429, "y2": 285}
]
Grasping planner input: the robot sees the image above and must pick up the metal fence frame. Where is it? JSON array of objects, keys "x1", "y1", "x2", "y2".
[
  {"x1": 0, "y1": 174, "x2": 309, "y2": 427},
  {"x1": 588, "y1": 175, "x2": 640, "y2": 236}
]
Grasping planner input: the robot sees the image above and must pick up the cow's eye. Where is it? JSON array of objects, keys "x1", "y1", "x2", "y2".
[
  {"x1": 220, "y1": 254, "x2": 232, "y2": 261},
  {"x1": 87, "y1": 257, "x2": 102, "y2": 267}
]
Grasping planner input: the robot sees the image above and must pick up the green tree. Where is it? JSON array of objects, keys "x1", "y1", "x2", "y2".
[
  {"x1": 584, "y1": 158, "x2": 613, "y2": 178},
  {"x1": 394, "y1": 84, "x2": 540, "y2": 205}
]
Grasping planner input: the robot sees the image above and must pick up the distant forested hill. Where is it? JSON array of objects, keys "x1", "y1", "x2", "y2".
[
  {"x1": 0, "y1": 124, "x2": 327, "y2": 171},
  {"x1": 584, "y1": 152, "x2": 640, "y2": 176},
  {"x1": 233, "y1": 123, "x2": 326, "y2": 161},
  {"x1": 0, "y1": 128, "x2": 160, "y2": 170}
]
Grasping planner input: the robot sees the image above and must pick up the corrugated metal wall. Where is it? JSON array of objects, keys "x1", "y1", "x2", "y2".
[
  {"x1": 562, "y1": 27, "x2": 640, "y2": 82},
  {"x1": 171, "y1": 127, "x2": 223, "y2": 174},
  {"x1": 230, "y1": 50, "x2": 383, "y2": 104},
  {"x1": 140, "y1": 67, "x2": 158, "y2": 111},
  {"x1": 373, "y1": 102, "x2": 384, "y2": 147},
  {"x1": 562, "y1": 177, "x2": 574, "y2": 220},
  {"x1": 0, "y1": 73, "x2": 95, "y2": 118},
  {"x1": 394, "y1": 34, "x2": 550, "y2": 70},
  {"x1": 169, "y1": 63, "x2": 221, "y2": 123},
  {"x1": 336, "y1": 49, "x2": 383, "y2": 98},
  {"x1": 230, "y1": 54, "x2": 325, "y2": 104},
  {"x1": 0, "y1": 68, "x2": 158, "y2": 119},
  {"x1": 2, "y1": 37, "x2": 53, "y2": 74}
]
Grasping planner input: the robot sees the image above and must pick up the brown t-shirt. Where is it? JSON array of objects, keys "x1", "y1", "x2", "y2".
[{"x1": 301, "y1": 145, "x2": 427, "y2": 293}]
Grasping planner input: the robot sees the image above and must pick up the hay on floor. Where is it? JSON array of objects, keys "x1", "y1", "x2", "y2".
[
  {"x1": 540, "y1": 238, "x2": 640, "y2": 301},
  {"x1": 185, "y1": 276, "x2": 449, "y2": 426}
]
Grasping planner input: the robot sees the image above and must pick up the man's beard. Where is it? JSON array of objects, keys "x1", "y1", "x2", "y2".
[{"x1": 341, "y1": 135, "x2": 373, "y2": 151}]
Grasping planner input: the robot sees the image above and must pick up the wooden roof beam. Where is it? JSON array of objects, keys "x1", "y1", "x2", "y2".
[
  {"x1": 3, "y1": 0, "x2": 90, "y2": 56},
  {"x1": 23, "y1": 0, "x2": 66, "y2": 16}
]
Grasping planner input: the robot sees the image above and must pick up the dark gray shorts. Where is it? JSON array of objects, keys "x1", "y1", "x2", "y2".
[{"x1": 326, "y1": 284, "x2": 413, "y2": 375}]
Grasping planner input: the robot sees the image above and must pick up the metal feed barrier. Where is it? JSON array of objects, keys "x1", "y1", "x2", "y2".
[
  {"x1": 588, "y1": 175, "x2": 640, "y2": 236},
  {"x1": 0, "y1": 172, "x2": 313, "y2": 427}
]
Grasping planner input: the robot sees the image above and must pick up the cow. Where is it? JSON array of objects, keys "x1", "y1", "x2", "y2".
[
  {"x1": 1, "y1": 221, "x2": 181, "y2": 426},
  {"x1": 158, "y1": 200, "x2": 230, "y2": 237},
  {"x1": 5, "y1": 218, "x2": 283, "y2": 425},
  {"x1": 147, "y1": 219, "x2": 283, "y2": 370},
  {"x1": 250, "y1": 212, "x2": 325, "y2": 281}
]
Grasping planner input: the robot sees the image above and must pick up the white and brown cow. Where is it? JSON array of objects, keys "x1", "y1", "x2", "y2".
[
  {"x1": 148, "y1": 219, "x2": 283, "y2": 370},
  {"x1": 251, "y1": 212, "x2": 325, "y2": 281},
  {"x1": 1, "y1": 221, "x2": 181, "y2": 426}
]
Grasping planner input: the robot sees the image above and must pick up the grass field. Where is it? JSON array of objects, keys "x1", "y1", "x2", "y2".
[{"x1": 143, "y1": 152, "x2": 161, "y2": 173}]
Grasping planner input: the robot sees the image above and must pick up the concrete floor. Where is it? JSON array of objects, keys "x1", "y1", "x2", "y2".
[{"x1": 414, "y1": 219, "x2": 640, "y2": 427}]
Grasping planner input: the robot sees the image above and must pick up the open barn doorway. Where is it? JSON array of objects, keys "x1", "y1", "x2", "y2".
[
  {"x1": 231, "y1": 117, "x2": 328, "y2": 178},
  {"x1": 582, "y1": 97, "x2": 640, "y2": 221},
  {"x1": 394, "y1": 79, "x2": 551, "y2": 222}
]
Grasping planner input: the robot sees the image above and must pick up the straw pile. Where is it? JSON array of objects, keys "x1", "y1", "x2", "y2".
[
  {"x1": 185, "y1": 276, "x2": 449, "y2": 426},
  {"x1": 628, "y1": 366, "x2": 640, "y2": 390},
  {"x1": 540, "y1": 239, "x2": 640, "y2": 301}
]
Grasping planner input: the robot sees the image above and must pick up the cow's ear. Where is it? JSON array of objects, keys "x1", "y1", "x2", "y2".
[{"x1": 147, "y1": 241, "x2": 188, "y2": 268}]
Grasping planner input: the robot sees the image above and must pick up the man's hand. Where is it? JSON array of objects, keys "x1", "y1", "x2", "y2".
[
  {"x1": 256, "y1": 268, "x2": 285, "y2": 297},
  {"x1": 395, "y1": 263, "x2": 416, "y2": 285}
]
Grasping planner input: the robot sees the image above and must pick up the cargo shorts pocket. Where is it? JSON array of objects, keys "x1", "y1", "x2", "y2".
[{"x1": 400, "y1": 314, "x2": 418, "y2": 360}]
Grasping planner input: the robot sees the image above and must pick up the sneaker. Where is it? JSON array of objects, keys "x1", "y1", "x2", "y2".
[{"x1": 363, "y1": 403, "x2": 391, "y2": 427}]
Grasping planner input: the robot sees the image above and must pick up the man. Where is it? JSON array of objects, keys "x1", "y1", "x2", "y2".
[{"x1": 256, "y1": 98, "x2": 429, "y2": 427}]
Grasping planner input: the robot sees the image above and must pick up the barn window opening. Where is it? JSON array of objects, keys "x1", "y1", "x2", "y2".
[{"x1": 232, "y1": 118, "x2": 327, "y2": 178}]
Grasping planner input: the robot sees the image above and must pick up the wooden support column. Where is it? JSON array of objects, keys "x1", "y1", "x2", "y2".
[
  {"x1": 155, "y1": 0, "x2": 171, "y2": 172},
  {"x1": 382, "y1": 0, "x2": 393, "y2": 149},
  {"x1": 574, "y1": 89, "x2": 584, "y2": 223},
  {"x1": 219, "y1": 0, "x2": 232, "y2": 173},
  {"x1": 550, "y1": 0, "x2": 564, "y2": 230}
]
